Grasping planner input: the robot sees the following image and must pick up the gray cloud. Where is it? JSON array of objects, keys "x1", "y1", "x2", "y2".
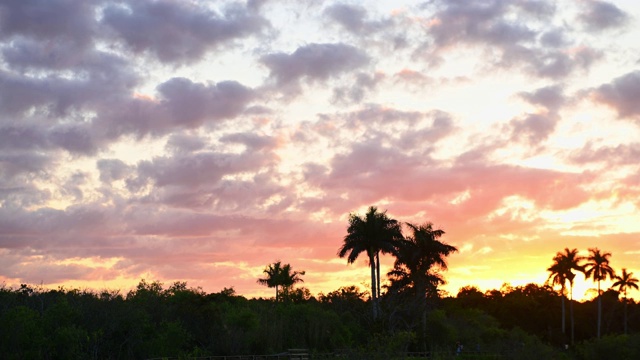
[
  {"x1": 579, "y1": 1, "x2": 629, "y2": 31},
  {"x1": 97, "y1": 159, "x2": 132, "y2": 183},
  {"x1": 510, "y1": 113, "x2": 558, "y2": 145},
  {"x1": 0, "y1": 0, "x2": 96, "y2": 49},
  {"x1": 332, "y1": 72, "x2": 384, "y2": 104},
  {"x1": 0, "y1": 122, "x2": 98, "y2": 156},
  {"x1": 419, "y1": 0, "x2": 602, "y2": 79},
  {"x1": 96, "y1": 78, "x2": 255, "y2": 139},
  {"x1": 260, "y1": 43, "x2": 369, "y2": 93},
  {"x1": 593, "y1": 70, "x2": 640, "y2": 121},
  {"x1": 519, "y1": 85, "x2": 565, "y2": 111},
  {"x1": 0, "y1": 59, "x2": 136, "y2": 118},
  {"x1": 165, "y1": 133, "x2": 209, "y2": 155},
  {"x1": 426, "y1": 0, "x2": 537, "y2": 48},
  {"x1": 101, "y1": 0, "x2": 267, "y2": 64},
  {"x1": 324, "y1": 3, "x2": 392, "y2": 35},
  {"x1": 570, "y1": 142, "x2": 640, "y2": 165},
  {"x1": 134, "y1": 139, "x2": 278, "y2": 190},
  {"x1": 0, "y1": 153, "x2": 52, "y2": 180}
]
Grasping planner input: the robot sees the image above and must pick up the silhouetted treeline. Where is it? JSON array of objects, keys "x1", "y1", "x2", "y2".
[{"x1": 1, "y1": 280, "x2": 639, "y2": 359}]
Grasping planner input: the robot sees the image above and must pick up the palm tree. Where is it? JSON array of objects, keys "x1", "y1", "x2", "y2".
[
  {"x1": 388, "y1": 222, "x2": 457, "y2": 298},
  {"x1": 612, "y1": 268, "x2": 639, "y2": 334},
  {"x1": 387, "y1": 222, "x2": 457, "y2": 351},
  {"x1": 279, "y1": 263, "x2": 306, "y2": 302},
  {"x1": 584, "y1": 248, "x2": 615, "y2": 338},
  {"x1": 257, "y1": 261, "x2": 306, "y2": 302},
  {"x1": 547, "y1": 258, "x2": 569, "y2": 336},
  {"x1": 546, "y1": 248, "x2": 584, "y2": 344},
  {"x1": 337, "y1": 206, "x2": 403, "y2": 320},
  {"x1": 257, "y1": 261, "x2": 284, "y2": 302}
]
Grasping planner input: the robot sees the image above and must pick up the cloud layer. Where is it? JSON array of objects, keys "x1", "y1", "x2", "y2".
[{"x1": 1, "y1": 0, "x2": 639, "y2": 299}]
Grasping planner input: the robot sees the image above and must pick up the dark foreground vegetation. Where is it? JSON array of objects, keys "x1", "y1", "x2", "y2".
[
  {"x1": 1, "y1": 280, "x2": 639, "y2": 360},
  {"x1": 2, "y1": 207, "x2": 638, "y2": 359}
]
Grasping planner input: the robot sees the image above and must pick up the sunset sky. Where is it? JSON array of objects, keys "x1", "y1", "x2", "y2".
[{"x1": 1, "y1": 0, "x2": 639, "y2": 301}]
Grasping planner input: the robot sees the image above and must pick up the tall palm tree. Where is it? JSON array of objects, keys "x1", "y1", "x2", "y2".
[
  {"x1": 584, "y1": 248, "x2": 615, "y2": 338},
  {"x1": 547, "y1": 258, "x2": 569, "y2": 336},
  {"x1": 387, "y1": 222, "x2": 457, "y2": 351},
  {"x1": 612, "y1": 268, "x2": 639, "y2": 334},
  {"x1": 337, "y1": 206, "x2": 403, "y2": 320},
  {"x1": 546, "y1": 248, "x2": 584, "y2": 344},
  {"x1": 563, "y1": 248, "x2": 584, "y2": 345},
  {"x1": 257, "y1": 261, "x2": 284, "y2": 302}
]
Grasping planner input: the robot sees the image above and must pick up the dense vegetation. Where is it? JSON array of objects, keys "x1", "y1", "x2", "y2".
[
  {"x1": 1, "y1": 207, "x2": 639, "y2": 359},
  {"x1": 2, "y1": 280, "x2": 639, "y2": 359}
]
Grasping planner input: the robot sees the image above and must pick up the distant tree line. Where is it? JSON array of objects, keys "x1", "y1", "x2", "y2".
[{"x1": 2, "y1": 278, "x2": 639, "y2": 359}]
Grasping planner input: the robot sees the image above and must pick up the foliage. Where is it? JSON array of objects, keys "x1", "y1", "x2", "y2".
[{"x1": 575, "y1": 334, "x2": 640, "y2": 360}]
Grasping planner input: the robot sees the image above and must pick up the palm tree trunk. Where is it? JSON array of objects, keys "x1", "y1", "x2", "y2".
[
  {"x1": 561, "y1": 294, "x2": 566, "y2": 335},
  {"x1": 375, "y1": 251, "x2": 382, "y2": 319},
  {"x1": 422, "y1": 308, "x2": 427, "y2": 352},
  {"x1": 370, "y1": 254, "x2": 378, "y2": 320},
  {"x1": 376, "y1": 251, "x2": 381, "y2": 299},
  {"x1": 597, "y1": 280, "x2": 601, "y2": 338},
  {"x1": 624, "y1": 296, "x2": 628, "y2": 335},
  {"x1": 570, "y1": 284, "x2": 575, "y2": 345},
  {"x1": 276, "y1": 285, "x2": 279, "y2": 302}
]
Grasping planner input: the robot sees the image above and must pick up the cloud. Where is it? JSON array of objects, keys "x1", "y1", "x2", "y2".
[
  {"x1": 135, "y1": 149, "x2": 275, "y2": 189},
  {"x1": 579, "y1": 0, "x2": 629, "y2": 31},
  {"x1": 0, "y1": 0, "x2": 96, "y2": 50},
  {"x1": 95, "y1": 78, "x2": 255, "y2": 139},
  {"x1": 165, "y1": 133, "x2": 208, "y2": 155},
  {"x1": 419, "y1": 0, "x2": 600, "y2": 78},
  {"x1": 101, "y1": 0, "x2": 267, "y2": 64},
  {"x1": 424, "y1": 0, "x2": 538, "y2": 48},
  {"x1": 0, "y1": 153, "x2": 53, "y2": 181},
  {"x1": 324, "y1": 3, "x2": 391, "y2": 35},
  {"x1": 331, "y1": 72, "x2": 384, "y2": 104},
  {"x1": 116, "y1": 132, "x2": 281, "y2": 210},
  {"x1": 518, "y1": 85, "x2": 565, "y2": 111},
  {"x1": 260, "y1": 43, "x2": 369, "y2": 94},
  {"x1": 570, "y1": 142, "x2": 640, "y2": 165},
  {"x1": 97, "y1": 159, "x2": 133, "y2": 183},
  {"x1": 510, "y1": 112, "x2": 558, "y2": 145},
  {"x1": 592, "y1": 70, "x2": 640, "y2": 121},
  {"x1": 0, "y1": 56, "x2": 137, "y2": 119}
]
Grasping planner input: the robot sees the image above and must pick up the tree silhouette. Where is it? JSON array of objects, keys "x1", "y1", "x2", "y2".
[
  {"x1": 584, "y1": 248, "x2": 615, "y2": 338},
  {"x1": 387, "y1": 222, "x2": 457, "y2": 351},
  {"x1": 388, "y1": 222, "x2": 457, "y2": 298},
  {"x1": 612, "y1": 268, "x2": 639, "y2": 334},
  {"x1": 337, "y1": 206, "x2": 403, "y2": 320},
  {"x1": 257, "y1": 261, "x2": 284, "y2": 302},
  {"x1": 546, "y1": 248, "x2": 584, "y2": 344},
  {"x1": 279, "y1": 263, "x2": 306, "y2": 302}
]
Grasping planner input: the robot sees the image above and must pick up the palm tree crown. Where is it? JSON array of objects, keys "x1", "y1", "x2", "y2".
[
  {"x1": 547, "y1": 248, "x2": 584, "y2": 297},
  {"x1": 388, "y1": 222, "x2": 457, "y2": 298},
  {"x1": 584, "y1": 248, "x2": 615, "y2": 285},
  {"x1": 257, "y1": 261, "x2": 305, "y2": 302},
  {"x1": 279, "y1": 263, "x2": 306, "y2": 301},
  {"x1": 612, "y1": 268, "x2": 639, "y2": 297}
]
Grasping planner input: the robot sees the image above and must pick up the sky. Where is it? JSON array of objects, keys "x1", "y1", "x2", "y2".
[{"x1": 1, "y1": 0, "x2": 640, "y2": 301}]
